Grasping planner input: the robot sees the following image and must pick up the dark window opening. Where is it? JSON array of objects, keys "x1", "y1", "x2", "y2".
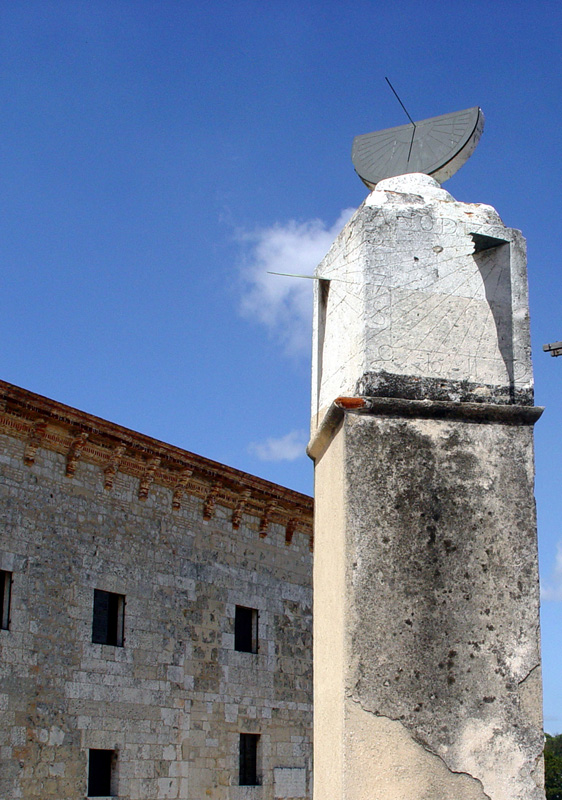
[
  {"x1": 88, "y1": 748, "x2": 116, "y2": 796},
  {"x1": 235, "y1": 605, "x2": 258, "y2": 653},
  {"x1": 239, "y1": 733, "x2": 259, "y2": 786},
  {"x1": 0, "y1": 570, "x2": 12, "y2": 630},
  {"x1": 92, "y1": 590, "x2": 125, "y2": 646}
]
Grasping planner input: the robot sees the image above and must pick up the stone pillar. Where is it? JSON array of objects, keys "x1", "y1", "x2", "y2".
[{"x1": 308, "y1": 174, "x2": 545, "y2": 800}]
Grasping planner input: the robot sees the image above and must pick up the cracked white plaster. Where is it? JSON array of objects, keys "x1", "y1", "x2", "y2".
[{"x1": 343, "y1": 699, "x2": 489, "y2": 800}]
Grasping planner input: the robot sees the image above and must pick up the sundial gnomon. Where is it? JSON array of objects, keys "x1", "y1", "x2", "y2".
[{"x1": 351, "y1": 79, "x2": 485, "y2": 189}]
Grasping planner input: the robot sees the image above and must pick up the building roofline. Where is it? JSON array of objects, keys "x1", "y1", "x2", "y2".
[{"x1": 0, "y1": 379, "x2": 313, "y2": 547}]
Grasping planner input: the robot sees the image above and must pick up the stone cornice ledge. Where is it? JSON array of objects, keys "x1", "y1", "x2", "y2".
[
  {"x1": 307, "y1": 396, "x2": 544, "y2": 462},
  {"x1": 0, "y1": 380, "x2": 313, "y2": 546}
]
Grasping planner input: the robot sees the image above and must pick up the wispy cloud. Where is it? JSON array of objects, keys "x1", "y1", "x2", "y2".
[
  {"x1": 248, "y1": 429, "x2": 309, "y2": 462},
  {"x1": 238, "y1": 209, "x2": 354, "y2": 355},
  {"x1": 541, "y1": 541, "x2": 562, "y2": 601}
]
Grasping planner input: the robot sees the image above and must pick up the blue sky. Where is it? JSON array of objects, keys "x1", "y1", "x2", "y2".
[{"x1": 2, "y1": 1, "x2": 562, "y2": 729}]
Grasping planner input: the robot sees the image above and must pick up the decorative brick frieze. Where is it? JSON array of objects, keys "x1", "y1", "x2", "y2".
[
  {"x1": 103, "y1": 443, "x2": 126, "y2": 490},
  {"x1": 259, "y1": 501, "x2": 276, "y2": 538},
  {"x1": 65, "y1": 432, "x2": 89, "y2": 477},
  {"x1": 285, "y1": 517, "x2": 297, "y2": 547},
  {"x1": 202, "y1": 482, "x2": 221, "y2": 521},
  {"x1": 23, "y1": 419, "x2": 48, "y2": 466},
  {"x1": 171, "y1": 468, "x2": 193, "y2": 510},
  {"x1": 138, "y1": 456, "x2": 161, "y2": 501},
  {"x1": 0, "y1": 380, "x2": 313, "y2": 546},
  {"x1": 232, "y1": 489, "x2": 251, "y2": 530}
]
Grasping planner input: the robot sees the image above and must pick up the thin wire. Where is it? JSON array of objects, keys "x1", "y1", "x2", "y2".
[
  {"x1": 267, "y1": 271, "x2": 352, "y2": 283},
  {"x1": 385, "y1": 77, "x2": 416, "y2": 128}
]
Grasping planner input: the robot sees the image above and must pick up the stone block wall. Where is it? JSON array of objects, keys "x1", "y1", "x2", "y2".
[{"x1": 0, "y1": 382, "x2": 313, "y2": 800}]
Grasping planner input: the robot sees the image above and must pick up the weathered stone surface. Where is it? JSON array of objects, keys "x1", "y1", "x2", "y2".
[
  {"x1": 0, "y1": 385, "x2": 313, "y2": 800},
  {"x1": 345, "y1": 413, "x2": 542, "y2": 798},
  {"x1": 310, "y1": 174, "x2": 544, "y2": 799},
  {"x1": 311, "y1": 173, "x2": 533, "y2": 431},
  {"x1": 274, "y1": 767, "x2": 307, "y2": 797}
]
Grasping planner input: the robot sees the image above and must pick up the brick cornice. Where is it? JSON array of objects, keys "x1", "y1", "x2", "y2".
[{"x1": 0, "y1": 380, "x2": 313, "y2": 547}]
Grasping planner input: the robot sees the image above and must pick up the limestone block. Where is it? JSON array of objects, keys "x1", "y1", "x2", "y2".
[
  {"x1": 274, "y1": 767, "x2": 307, "y2": 797},
  {"x1": 312, "y1": 173, "x2": 533, "y2": 430}
]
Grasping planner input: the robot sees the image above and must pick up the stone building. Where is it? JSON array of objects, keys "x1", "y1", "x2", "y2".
[{"x1": 0, "y1": 379, "x2": 313, "y2": 800}]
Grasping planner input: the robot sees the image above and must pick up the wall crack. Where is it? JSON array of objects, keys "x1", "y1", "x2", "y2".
[
  {"x1": 518, "y1": 662, "x2": 541, "y2": 687},
  {"x1": 347, "y1": 694, "x2": 493, "y2": 800}
]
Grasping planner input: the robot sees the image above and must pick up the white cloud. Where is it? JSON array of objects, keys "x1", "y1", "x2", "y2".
[
  {"x1": 238, "y1": 209, "x2": 355, "y2": 355},
  {"x1": 541, "y1": 540, "x2": 562, "y2": 601},
  {"x1": 248, "y1": 429, "x2": 309, "y2": 462}
]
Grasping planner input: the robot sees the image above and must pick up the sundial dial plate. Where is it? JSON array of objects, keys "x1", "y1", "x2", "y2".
[{"x1": 352, "y1": 107, "x2": 485, "y2": 189}]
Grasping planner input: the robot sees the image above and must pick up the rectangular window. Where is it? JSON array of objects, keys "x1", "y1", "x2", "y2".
[
  {"x1": 235, "y1": 605, "x2": 258, "y2": 653},
  {"x1": 239, "y1": 733, "x2": 259, "y2": 786},
  {"x1": 0, "y1": 570, "x2": 12, "y2": 630},
  {"x1": 88, "y1": 748, "x2": 116, "y2": 796},
  {"x1": 92, "y1": 590, "x2": 125, "y2": 647}
]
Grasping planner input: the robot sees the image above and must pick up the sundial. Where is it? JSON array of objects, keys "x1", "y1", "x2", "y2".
[
  {"x1": 352, "y1": 91, "x2": 484, "y2": 189},
  {"x1": 311, "y1": 87, "x2": 531, "y2": 409}
]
